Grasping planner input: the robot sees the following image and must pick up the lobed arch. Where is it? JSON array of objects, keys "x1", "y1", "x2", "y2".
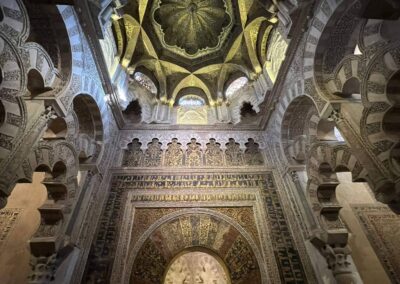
[
  {"x1": 0, "y1": 0, "x2": 30, "y2": 43},
  {"x1": 307, "y1": 143, "x2": 368, "y2": 183},
  {"x1": 360, "y1": 44, "x2": 400, "y2": 178},
  {"x1": 327, "y1": 56, "x2": 364, "y2": 100},
  {"x1": 0, "y1": 139, "x2": 79, "y2": 208},
  {"x1": 306, "y1": 143, "x2": 368, "y2": 245},
  {"x1": 23, "y1": 2, "x2": 73, "y2": 96}
]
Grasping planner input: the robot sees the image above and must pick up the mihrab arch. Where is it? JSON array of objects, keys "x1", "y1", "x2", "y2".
[{"x1": 127, "y1": 209, "x2": 265, "y2": 284}]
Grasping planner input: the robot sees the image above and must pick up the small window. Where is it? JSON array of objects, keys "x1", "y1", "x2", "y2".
[
  {"x1": 178, "y1": 95, "x2": 205, "y2": 107},
  {"x1": 354, "y1": 44, "x2": 362, "y2": 55},
  {"x1": 225, "y1": 77, "x2": 248, "y2": 98},
  {"x1": 133, "y1": 72, "x2": 157, "y2": 95},
  {"x1": 334, "y1": 127, "x2": 345, "y2": 142}
]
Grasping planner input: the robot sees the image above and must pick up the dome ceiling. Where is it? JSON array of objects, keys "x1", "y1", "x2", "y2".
[
  {"x1": 152, "y1": 0, "x2": 234, "y2": 58},
  {"x1": 113, "y1": 0, "x2": 280, "y2": 106}
]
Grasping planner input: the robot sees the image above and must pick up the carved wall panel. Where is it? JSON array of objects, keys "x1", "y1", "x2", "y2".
[
  {"x1": 85, "y1": 172, "x2": 308, "y2": 284},
  {"x1": 225, "y1": 138, "x2": 244, "y2": 166},
  {"x1": 144, "y1": 138, "x2": 162, "y2": 167},
  {"x1": 205, "y1": 138, "x2": 223, "y2": 166},
  {"x1": 121, "y1": 137, "x2": 265, "y2": 167},
  {"x1": 244, "y1": 138, "x2": 264, "y2": 165},
  {"x1": 164, "y1": 138, "x2": 184, "y2": 166},
  {"x1": 0, "y1": 208, "x2": 21, "y2": 247},
  {"x1": 352, "y1": 205, "x2": 400, "y2": 283},
  {"x1": 185, "y1": 138, "x2": 202, "y2": 167},
  {"x1": 122, "y1": 138, "x2": 143, "y2": 167}
]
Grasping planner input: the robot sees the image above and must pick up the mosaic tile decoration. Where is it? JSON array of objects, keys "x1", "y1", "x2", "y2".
[
  {"x1": 84, "y1": 173, "x2": 308, "y2": 283},
  {"x1": 352, "y1": 205, "x2": 400, "y2": 283},
  {"x1": 265, "y1": 180, "x2": 307, "y2": 283}
]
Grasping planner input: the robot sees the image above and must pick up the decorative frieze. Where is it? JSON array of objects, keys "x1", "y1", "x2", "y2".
[{"x1": 122, "y1": 137, "x2": 264, "y2": 167}]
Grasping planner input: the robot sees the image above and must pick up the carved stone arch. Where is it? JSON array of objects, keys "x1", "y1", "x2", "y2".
[
  {"x1": 26, "y1": 67, "x2": 53, "y2": 97},
  {"x1": 144, "y1": 138, "x2": 162, "y2": 167},
  {"x1": 57, "y1": 4, "x2": 84, "y2": 89},
  {"x1": 23, "y1": 2, "x2": 73, "y2": 96},
  {"x1": 0, "y1": 34, "x2": 26, "y2": 94},
  {"x1": 204, "y1": 138, "x2": 223, "y2": 166},
  {"x1": 303, "y1": 0, "x2": 365, "y2": 100},
  {"x1": 63, "y1": 110, "x2": 78, "y2": 142},
  {"x1": 360, "y1": 44, "x2": 400, "y2": 177},
  {"x1": 0, "y1": 36, "x2": 28, "y2": 167},
  {"x1": 0, "y1": 0, "x2": 30, "y2": 43},
  {"x1": 306, "y1": 143, "x2": 369, "y2": 229},
  {"x1": 359, "y1": 19, "x2": 396, "y2": 58},
  {"x1": 306, "y1": 145, "x2": 346, "y2": 242},
  {"x1": 328, "y1": 56, "x2": 364, "y2": 100},
  {"x1": 16, "y1": 142, "x2": 80, "y2": 276},
  {"x1": 225, "y1": 138, "x2": 244, "y2": 166},
  {"x1": 126, "y1": 208, "x2": 266, "y2": 284},
  {"x1": 72, "y1": 94, "x2": 104, "y2": 164},
  {"x1": 273, "y1": 80, "x2": 315, "y2": 137},
  {"x1": 279, "y1": 95, "x2": 319, "y2": 164},
  {"x1": 0, "y1": 139, "x2": 79, "y2": 207}
]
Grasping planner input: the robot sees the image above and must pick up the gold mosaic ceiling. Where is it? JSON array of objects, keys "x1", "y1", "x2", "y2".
[
  {"x1": 152, "y1": 0, "x2": 233, "y2": 58},
  {"x1": 115, "y1": 0, "x2": 278, "y2": 104}
]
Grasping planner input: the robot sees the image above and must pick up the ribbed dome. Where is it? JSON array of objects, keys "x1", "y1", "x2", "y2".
[{"x1": 153, "y1": 0, "x2": 232, "y2": 57}]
